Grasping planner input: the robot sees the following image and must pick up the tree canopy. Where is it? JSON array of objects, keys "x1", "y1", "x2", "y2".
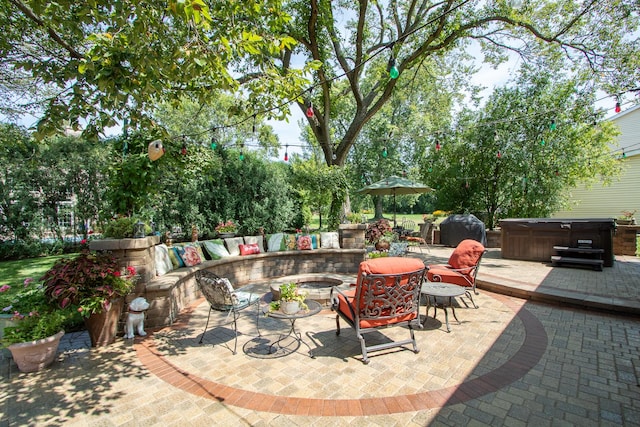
[{"x1": 2, "y1": 0, "x2": 637, "y2": 153}]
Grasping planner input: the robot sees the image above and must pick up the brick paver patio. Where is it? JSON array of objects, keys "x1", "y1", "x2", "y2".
[{"x1": 2, "y1": 246, "x2": 639, "y2": 426}]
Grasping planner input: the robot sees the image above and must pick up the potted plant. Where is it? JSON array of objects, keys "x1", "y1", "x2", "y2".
[
  {"x1": 41, "y1": 242, "x2": 138, "y2": 347},
  {"x1": 365, "y1": 219, "x2": 395, "y2": 250},
  {"x1": 270, "y1": 283, "x2": 308, "y2": 314},
  {"x1": 617, "y1": 210, "x2": 636, "y2": 225},
  {"x1": 215, "y1": 220, "x2": 238, "y2": 238},
  {"x1": 1, "y1": 278, "x2": 80, "y2": 372}
]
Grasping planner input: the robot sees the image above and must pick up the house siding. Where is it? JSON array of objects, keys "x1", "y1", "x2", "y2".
[{"x1": 552, "y1": 105, "x2": 640, "y2": 219}]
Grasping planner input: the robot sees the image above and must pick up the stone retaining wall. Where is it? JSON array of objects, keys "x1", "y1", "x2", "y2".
[{"x1": 90, "y1": 224, "x2": 367, "y2": 329}]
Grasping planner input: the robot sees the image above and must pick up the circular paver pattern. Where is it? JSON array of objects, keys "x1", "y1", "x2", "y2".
[{"x1": 136, "y1": 291, "x2": 547, "y2": 416}]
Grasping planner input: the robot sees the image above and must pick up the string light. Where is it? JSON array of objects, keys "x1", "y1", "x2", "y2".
[
  {"x1": 615, "y1": 97, "x2": 621, "y2": 113},
  {"x1": 284, "y1": 144, "x2": 289, "y2": 161},
  {"x1": 387, "y1": 56, "x2": 399, "y2": 79},
  {"x1": 181, "y1": 141, "x2": 187, "y2": 155},
  {"x1": 382, "y1": 146, "x2": 388, "y2": 158},
  {"x1": 306, "y1": 103, "x2": 314, "y2": 118},
  {"x1": 497, "y1": 151, "x2": 502, "y2": 158},
  {"x1": 550, "y1": 119, "x2": 556, "y2": 131},
  {"x1": 435, "y1": 141, "x2": 441, "y2": 152},
  {"x1": 540, "y1": 138, "x2": 546, "y2": 146}
]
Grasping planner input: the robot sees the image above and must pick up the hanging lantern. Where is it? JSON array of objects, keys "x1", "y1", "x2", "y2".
[
  {"x1": 134, "y1": 221, "x2": 146, "y2": 238},
  {"x1": 148, "y1": 140, "x2": 165, "y2": 161}
]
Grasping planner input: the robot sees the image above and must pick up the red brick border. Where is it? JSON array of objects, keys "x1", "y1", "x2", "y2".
[{"x1": 135, "y1": 293, "x2": 547, "y2": 415}]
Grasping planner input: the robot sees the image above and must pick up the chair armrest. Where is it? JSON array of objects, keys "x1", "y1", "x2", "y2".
[{"x1": 330, "y1": 286, "x2": 357, "y2": 320}]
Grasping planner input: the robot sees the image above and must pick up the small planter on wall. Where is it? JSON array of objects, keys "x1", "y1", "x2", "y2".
[{"x1": 616, "y1": 219, "x2": 636, "y2": 225}]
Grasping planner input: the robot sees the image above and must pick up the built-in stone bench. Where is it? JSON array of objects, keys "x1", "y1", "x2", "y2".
[{"x1": 90, "y1": 224, "x2": 367, "y2": 329}]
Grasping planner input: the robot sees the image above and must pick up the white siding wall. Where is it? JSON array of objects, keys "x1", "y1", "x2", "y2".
[{"x1": 552, "y1": 106, "x2": 640, "y2": 219}]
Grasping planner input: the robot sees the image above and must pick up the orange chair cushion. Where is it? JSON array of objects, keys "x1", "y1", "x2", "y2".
[
  {"x1": 359, "y1": 256, "x2": 425, "y2": 275},
  {"x1": 335, "y1": 290, "x2": 416, "y2": 328},
  {"x1": 336, "y1": 257, "x2": 423, "y2": 328},
  {"x1": 448, "y1": 239, "x2": 485, "y2": 271},
  {"x1": 427, "y1": 266, "x2": 473, "y2": 287}
]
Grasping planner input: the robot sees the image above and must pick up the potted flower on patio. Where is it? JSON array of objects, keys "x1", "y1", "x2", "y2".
[
  {"x1": 215, "y1": 219, "x2": 238, "y2": 238},
  {"x1": 365, "y1": 219, "x2": 396, "y2": 251},
  {"x1": 1, "y1": 278, "x2": 80, "y2": 372},
  {"x1": 41, "y1": 243, "x2": 138, "y2": 347},
  {"x1": 270, "y1": 283, "x2": 308, "y2": 314}
]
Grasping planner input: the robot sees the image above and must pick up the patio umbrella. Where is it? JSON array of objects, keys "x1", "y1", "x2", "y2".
[{"x1": 357, "y1": 175, "x2": 433, "y2": 227}]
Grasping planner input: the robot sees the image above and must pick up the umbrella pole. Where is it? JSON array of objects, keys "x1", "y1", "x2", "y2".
[{"x1": 393, "y1": 192, "x2": 397, "y2": 228}]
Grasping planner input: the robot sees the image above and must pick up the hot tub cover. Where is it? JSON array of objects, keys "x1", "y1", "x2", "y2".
[{"x1": 439, "y1": 214, "x2": 487, "y2": 247}]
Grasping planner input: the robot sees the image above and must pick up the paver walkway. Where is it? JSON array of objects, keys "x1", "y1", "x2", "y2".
[{"x1": 2, "y1": 246, "x2": 639, "y2": 426}]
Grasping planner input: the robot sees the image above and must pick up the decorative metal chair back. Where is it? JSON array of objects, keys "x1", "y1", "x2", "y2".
[
  {"x1": 331, "y1": 257, "x2": 428, "y2": 364},
  {"x1": 197, "y1": 273, "x2": 239, "y2": 310},
  {"x1": 194, "y1": 270, "x2": 256, "y2": 354},
  {"x1": 354, "y1": 270, "x2": 424, "y2": 325}
]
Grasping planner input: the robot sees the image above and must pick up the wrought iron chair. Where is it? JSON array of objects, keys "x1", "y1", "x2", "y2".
[
  {"x1": 195, "y1": 270, "x2": 259, "y2": 354},
  {"x1": 427, "y1": 239, "x2": 486, "y2": 308},
  {"x1": 330, "y1": 257, "x2": 428, "y2": 364}
]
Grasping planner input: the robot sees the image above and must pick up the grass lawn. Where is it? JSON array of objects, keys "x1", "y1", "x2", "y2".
[
  {"x1": 0, "y1": 255, "x2": 67, "y2": 286},
  {"x1": 310, "y1": 213, "x2": 428, "y2": 231}
]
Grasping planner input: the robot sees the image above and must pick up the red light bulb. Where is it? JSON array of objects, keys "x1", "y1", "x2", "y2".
[
  {"x1": 284, "y1": 152, "x2": 289, "y2": 161},
  {"x1": 615, "y1": 102, "x2": 621, "y2": 113},
  {"x1": 435, "y1": 142, "x2": 441, "y2": 151},
  {"x1": 306, "y1": 105, "x2": 314, "y2": 118},
  {"x1": 181, "y1": 144, "x2": 187, "y2": 155},
  {"x1": 497, "y1": 151, "x2": 502, "y2": 158}
]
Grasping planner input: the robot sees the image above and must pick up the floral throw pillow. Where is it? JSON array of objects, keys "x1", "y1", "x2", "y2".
[
  {"x1": 239, "y1": 243, "x2": 260, "y2": 255},
  {"x1": 179, "y1": 244, "x2": 202, "y2": 267},
  {"x1": 296, "y1": 235, "x2": 313, "y2": 250}
]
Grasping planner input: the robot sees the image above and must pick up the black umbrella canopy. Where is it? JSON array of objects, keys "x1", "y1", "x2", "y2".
[{"x1": 357, "y1": 176, "x2": 433, "y2": 226}]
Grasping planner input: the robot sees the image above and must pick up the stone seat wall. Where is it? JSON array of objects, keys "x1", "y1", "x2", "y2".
[{"x1": 90, "y1": 224, "x2": 368, "y2": 329}]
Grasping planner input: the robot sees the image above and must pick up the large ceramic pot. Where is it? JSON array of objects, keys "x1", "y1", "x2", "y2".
[
  {"x1": 8, "y1": 330, "x2": 65, "y2": 373},
  {"x1": 85, "y1": 298, "x2": 124, "y2": 347}
]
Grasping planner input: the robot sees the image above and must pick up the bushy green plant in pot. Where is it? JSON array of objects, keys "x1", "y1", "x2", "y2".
[
  {"x1": 270, "y1": 283, "x2": 308, "y2": 314},
  {"x1": 1, "y1": 278, "x2": 81, "y2": 372},
  {"x1": 41, "y1": 243, "x2": 138, "y2": 347}
]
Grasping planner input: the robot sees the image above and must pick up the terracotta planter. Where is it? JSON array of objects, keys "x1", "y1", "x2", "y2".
[
  {"x1": 8, "y1": 330, "x2": 64, "y2": 373},
  {"x1": 375, "y1": 240, "x2": 391, "y2": 251},
  {"x1": 85, "y1": 298, "x2": 124, "y2": 347}
]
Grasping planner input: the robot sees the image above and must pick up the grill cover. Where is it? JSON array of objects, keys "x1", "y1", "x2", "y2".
[{"x1": 439, "y1": 214, "x2": 487, "y2": 247}]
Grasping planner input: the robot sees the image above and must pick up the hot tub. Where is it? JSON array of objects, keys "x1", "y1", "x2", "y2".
[{"x1": 499, "y1": 218, "x2": 616, "y2": 267}]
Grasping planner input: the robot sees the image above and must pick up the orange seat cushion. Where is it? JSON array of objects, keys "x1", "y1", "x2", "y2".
[
  {"x1": 335, "y1": 290, "x2": 416, "y2": 328},
  {"x1": 447, "y1": 239, "x2": 485, "y2": 271},
  {"x1": 427, "y1": 266, "x2": 473, "y2": 287},
  {"x1": 336, "y1": 257, "x2": 423, "y2": 328}
]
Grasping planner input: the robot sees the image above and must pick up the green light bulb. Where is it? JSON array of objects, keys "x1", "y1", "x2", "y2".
[{"x1": 387, "y1": 57, "x2": 399, "y2": 79}]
